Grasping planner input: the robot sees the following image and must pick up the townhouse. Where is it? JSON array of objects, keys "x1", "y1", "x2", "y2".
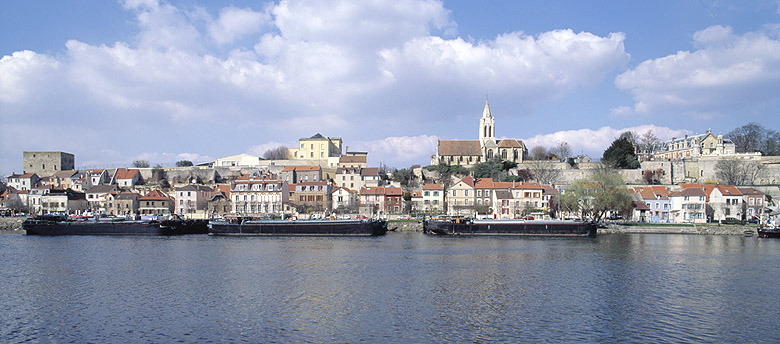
[
  {"x1": 174, "y1": 184, "x2": 214, "y2": 216},
  {"x1": 421, "y1": 184, "x2": 445, "y2": 213},
  {"x1": 331, "y1": 186, "x2": 358, "y2": 212},
  {"x1": 207, "y1": 184, "x2": 232, "y2": 217},
  {"x1": 669, "y1": 187, "x2": 707, "y2": 223},
  {"x1": 7, "y1": 172, "x2": 40, "y2": 191},
  {"x1": 447, "y1": 176, "x2": 475, "y2": 215},
  {"x1": 738, "y1": 187, "x2": 767, "y2": 222},
  {"x1": 231, "y1": 174, "x2": 289, "y2": 215},
  {"x1": 106, "y1": 192, "x2": 140, "y2": 216},
  {"x1": 138, "y1": 190, "x2": 174, "y2": 216},
  {"x1": 290, "y1": 181, "x2": 331, "y2": 213}
]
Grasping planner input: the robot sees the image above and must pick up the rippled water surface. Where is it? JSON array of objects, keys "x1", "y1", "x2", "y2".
[{"x1": 2, "y1": 232, "x2": 779, "y2": 343}]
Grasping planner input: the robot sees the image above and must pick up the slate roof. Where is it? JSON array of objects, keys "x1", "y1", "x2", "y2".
[
  {"x1": 437, "y1": 140, "x2": 482, "y2": 156},
  {"x1": 86, "y1": 185, "x2": 118, "y2": 194},
  {"x1": 176, "y1": 185, "x2": 214, "y2": 192}
]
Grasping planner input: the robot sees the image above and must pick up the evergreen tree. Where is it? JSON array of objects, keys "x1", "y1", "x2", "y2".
[{"x1": 602, "y1": 136, "x2": 640, "y2": 169}]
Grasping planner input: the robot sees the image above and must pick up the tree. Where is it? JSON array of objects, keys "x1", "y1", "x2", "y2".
[
  {"x1": 638, "y1": 130, "x2": 660, "y2": 153},
  {"x1": 530, "y1": 146, "x2": 549, "y2": 160},
  {"x1": 715, "y1": 159, "x2": 765, "y2": 186},
  {"x1": 263, "y1": 146, "x2": 289, "y2": 160},
  {"x1": 132, "y1": 160, "x2": 150, "y2": 168},
  {"x1": 727, "y1": 122, "x2": 780, "y2": 155},
  {"x1": 551, "y1": 141, "x2": 572, "y2": 162},
  {"x1": 175, "y1": 160, "x2": 193, "y2": 167},
  {"x1": 642, "y1": 168, "x2": 666, "y2": 185},
  {"x1": 529, "y1": 160, "x2": 561, "y2": 185},
  {"x1": 392, "y1": 168, "x2": 416, "y2": 187},
  {"x1": 602, "y1": 135, "x2": 640, "y2": 169},
  {"x1": 560, "y1": 170, "x2": 632, "y2": 222}
]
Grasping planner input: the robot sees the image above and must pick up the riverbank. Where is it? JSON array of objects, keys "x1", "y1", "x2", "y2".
[
  {"x1": 600, "y1": 223, "x2": 757, "y2": 235},
  {"x1": 0, "y1": 217, "x2": 25, "y2": 232},
  {"x1": 388, "y1": 220, "x2": 758, "y2": 235}
]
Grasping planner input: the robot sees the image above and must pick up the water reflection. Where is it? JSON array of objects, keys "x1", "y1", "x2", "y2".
[{"x1": 1, "y1": 232, "x2": 778, "y2": 343}]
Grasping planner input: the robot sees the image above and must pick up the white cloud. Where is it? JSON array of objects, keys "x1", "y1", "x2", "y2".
[
  {"x1": 523, "y1": 125, "x2": 692, "y2": 158},
  {"x1": 0, "y1": 50, "x2": 62, "y2": 104},
  {"x1": 380, "y1": 30, "x2": 628, "y2": 95},
  {"x1": 609, "y1": 106, "x2": 634, "y2": 119},
  {"x1": 247, "y1": 141, "x2": 296, "y2": 158},
  {"x1": 616, "y1": 25, "x2": 780, "y2": 118},
  {"x1": 208, "y1": 7, "x2": 269, "y2": 45},
  {"x1": 352, "y1": 135, "x2": 440, "y2": 168},
  {"x1": 0, "y1": 0, "x2": 635, "y2": 175}
]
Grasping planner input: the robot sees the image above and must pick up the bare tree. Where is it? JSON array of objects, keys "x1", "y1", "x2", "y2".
[
  {"x1": 715, "y1": 159, "x2": 765, "y2": 186},
  {"x1": 639, "y1": 130, "x2": 659, "y2": 152},
  {"x1": 551, "y1": 141, "x2": 572, "y2": 162},
  {"x1": 530, "y1": 146, "x2": 549, "y2": 160},
  {"x1": 263, "y1": 146, "x2": 289, "y2": 160},
  {"x1": 132, "y1": 160, "x2": 150, "y2": 168},
  {"x1": 529, "y1": 160, "x2": 561, "y2": 185}
]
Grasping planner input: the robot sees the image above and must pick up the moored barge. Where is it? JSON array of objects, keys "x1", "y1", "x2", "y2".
[
  {"x1": 23, "y1": 215, "x2": 209, "y2": 236},
  {"x1": 208, "y1": 219, "x2": 388, "y2": 236},
  {"x1": 424, "y1": 218, "x2": 597, "y2": 237},
  {"x1": 757, "y1": 228, "x2": 780, "y2": 238}
]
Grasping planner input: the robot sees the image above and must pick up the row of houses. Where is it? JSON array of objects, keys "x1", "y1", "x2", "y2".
[
  {"x1": 6, "y1": 168, "x2": 142, "y2": 192},
  {"x1": 628, "y1": 184, "x2": 767, "y2": 223}
]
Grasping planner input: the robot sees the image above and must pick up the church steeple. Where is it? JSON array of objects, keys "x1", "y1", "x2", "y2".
[{"x1": 479, "y1": 98, "x2": 495, "y2": 146}]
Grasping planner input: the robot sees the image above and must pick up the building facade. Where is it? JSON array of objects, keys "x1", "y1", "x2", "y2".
[{"x1": 22, "y1": 151, "x2": 75, "y2": 176}]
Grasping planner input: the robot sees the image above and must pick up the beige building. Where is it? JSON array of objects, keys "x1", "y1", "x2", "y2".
[
  {"x1": 288, "y1": 133, "x2": 343, "y2": 161},
  {"x1": 433, "y1": 100, "x2": 527, "y2": 167},
  {"x1": 447, "y1": 176, "x2": 475, "y2": 215},
  {"x1": 648, "y1": 131, "x2": 737, "y2": 161},
  {"x1": 22, "y1": 151, "x2": 75, "y2": 176}
]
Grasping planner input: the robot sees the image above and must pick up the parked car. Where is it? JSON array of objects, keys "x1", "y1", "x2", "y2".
[{"x1": 721, "y1": 218, "x2": 745, "y2": 225}]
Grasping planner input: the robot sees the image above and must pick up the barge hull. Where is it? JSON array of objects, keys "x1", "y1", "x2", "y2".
[
  {"x1": 424, "y1": 220, "x2": 597, "y2": 237},
  {"x1": 24, "y1": 219, "x2": 209, "y2": 236},
  {"x1": 209, "y1": 220, "x2": 388, "y2": 236}
]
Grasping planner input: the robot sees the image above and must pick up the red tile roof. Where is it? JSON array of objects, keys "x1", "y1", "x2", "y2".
[
  {"x1": 115, "y1": 168, "x2": 140, "y2": 180},
  {"x1": 422, "y1": 184, "x2": 444, "y2": 190},
  {"x1": 139, "y1": 189, "x2": 171, "y2": 201}
]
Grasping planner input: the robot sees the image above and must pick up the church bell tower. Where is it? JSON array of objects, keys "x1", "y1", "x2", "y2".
[{"x1": 479, "y1": 99, "x2": 495, "y2": 146}]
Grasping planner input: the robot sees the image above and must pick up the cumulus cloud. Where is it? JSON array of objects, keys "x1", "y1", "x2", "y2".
[
  {"x1": 208, "y1": 7, "x2": 269, "y2": 45},
  {"x1": 247, "y1": 141, "x2": 296, "y2": 158},
  {"x1": 352, "y1": 135, "x2": 440, "y2": 168},
  {"x1": 616, "y1": 25, "x2": 780, "y2": 118},
  {"x1": 523, "y1": 125, "x2": 692, "y2": 158},
  {"x1": 0, "y1": 0, "x2": 634, "y2": 174},
  {"x1": 380, "y1": 30, "x2": 629, "y2": 102}
]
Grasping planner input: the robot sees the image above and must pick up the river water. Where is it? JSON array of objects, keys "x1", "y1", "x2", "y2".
[{"x1": 1, "y1": 232, "x2": 778, "y2": 343}]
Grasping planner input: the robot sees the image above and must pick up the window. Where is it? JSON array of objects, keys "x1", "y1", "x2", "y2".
[
  {"x1": 424, "y1": 191, "x2": 430, "y2": 196},
  {"x1": 433, "y1": 191, "x2": 439, "y2": 196},
  {"x1": 465, "y1": 190, "x2": 469, "y2": 197},
  {"x1": 477, "y1": 190, "x2": 482, "y2": 197}
]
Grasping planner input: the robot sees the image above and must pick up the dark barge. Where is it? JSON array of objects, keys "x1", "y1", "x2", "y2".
[
  {"x1": 757, "y1": 228, "x2": 780, "y2": 238},
  {"x1": 208, "y1": 219, "x2": 388, "y2": 236},
  {"x1": 424, "y1": 218, "x2": 597, "y2": 237},
  {"x1": 23, "y1": 215, "x2": 209, "y2": 236}
]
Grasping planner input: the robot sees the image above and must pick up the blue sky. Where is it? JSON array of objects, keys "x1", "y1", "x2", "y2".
[{"x1": 1, "y1": 0, "x2": 779, "y2": 176}]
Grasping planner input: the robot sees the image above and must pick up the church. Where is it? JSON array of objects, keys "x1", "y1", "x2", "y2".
[{"x1": 432, "y1": 100, "x2": 527, "y2": 167}]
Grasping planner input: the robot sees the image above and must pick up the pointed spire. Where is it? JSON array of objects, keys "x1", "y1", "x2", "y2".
[{"x1": 482, "y1": 98, "x2": 492, "y2": 119}]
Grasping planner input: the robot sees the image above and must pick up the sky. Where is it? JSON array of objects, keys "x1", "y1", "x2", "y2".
[{"x1": 1, "y1": 0, "x2": 779, "y2": 176}]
